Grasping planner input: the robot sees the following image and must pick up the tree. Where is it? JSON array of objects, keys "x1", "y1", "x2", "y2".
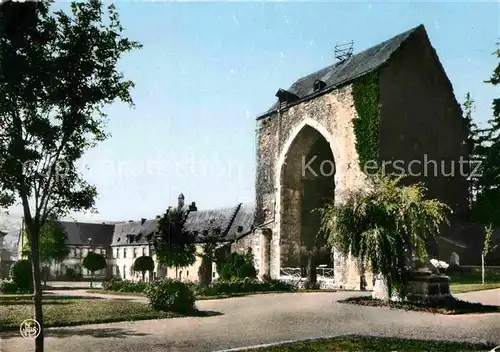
[
  {"x1": 482, "y1": 224, "x2": 498, "y2": 284},
  {"x1": 462, "y1": 93, "x2": 485, "y2": 207},
  {"x1": 22, "y1": 217, "x2": 70, "y2": 286},
  {"x1": 132, "y1": 255, "x2": 154, "y2": 282},
  {"x1": 0, "y1": 1, "x2": 141, "y2": 350},
  {"x1": 197, "y1": 221, "x2": 221, "y2": 286},
  {"x1": 319, "y1": 174, "x2": 451, "y2": 300},
  {"x1": 471, "y1": 41, "x2": 500, "y2": 226},
  {"x1": 82, "y1": 251, "x2": 106, "y2": 288},
  {"x1": 154, "y1": 207, "x2": 196, "y2": 275}
]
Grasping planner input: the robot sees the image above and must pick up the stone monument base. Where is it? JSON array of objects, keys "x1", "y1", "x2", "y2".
[
  {"x1": 406, "y1": 271, "x2": 451, "y2": 304},
  {"x1": 372, "y1": 271, "x2": 451, "y2": 303}
]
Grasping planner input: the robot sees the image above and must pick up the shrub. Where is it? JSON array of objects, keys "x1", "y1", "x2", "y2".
[
  {"x1": 102, "y1": 277, "x2": 124, "y2": 290},
  {"x1": 0, "y1": 279, "x2": 19, "y2": 294},
  {"x1": 9, "y1": 260, "x2": 33, "y2": 293},
  {"x1": 218, "y1": 251, "x2": 257, "y2": 280},
  {"x1": 65, "y1": 267, "x2": 83, "y2": 281},
  {"x1": 101, "y1": 278, "x2": 148, "y2": 292},
  {"x1": 197, "y1": 277, "x2": 295, "y2": 296},
  {"x1": 145, "y1": 278, "x2": 196, "y2": 314}
]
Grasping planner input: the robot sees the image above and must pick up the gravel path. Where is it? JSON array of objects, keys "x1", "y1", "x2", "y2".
[{"x1": 1, "y1": 290, "x2": 499, "y2": 352}]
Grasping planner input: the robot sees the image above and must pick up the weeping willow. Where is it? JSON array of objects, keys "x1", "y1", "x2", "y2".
[{"x1": 319, "y1": 174, "x2": 451, "y2": 299}]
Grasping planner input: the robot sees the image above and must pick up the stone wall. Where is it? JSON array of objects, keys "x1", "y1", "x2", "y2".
[
  {"x1": 256, "y1": 85, "x2": 369, "y2": 282},
  {"x1": 378, "y1": 30, "x2": 469, "y2": 216}
]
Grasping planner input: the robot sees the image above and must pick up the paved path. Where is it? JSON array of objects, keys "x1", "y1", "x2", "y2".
[
  {"x1": 1, "y1": 290, "x2": 499, "y2": 352},
  {"x1": 455, "y1": 288, "x2": 500, "y2": 306}
]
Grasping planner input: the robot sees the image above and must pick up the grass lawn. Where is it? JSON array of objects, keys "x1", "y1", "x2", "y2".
[
  {"x1": 250, "y1": 335, "x2": 495, "y2": 351},
  {"x1": 451, "y1": 283, "x2": 500, "y2": 294},
  {"x1": 448, "y1": 267, "x2": 500, "y2": 293},
  {"x1": 0, "y1": 294, "x2": 213, "y2": 331}
]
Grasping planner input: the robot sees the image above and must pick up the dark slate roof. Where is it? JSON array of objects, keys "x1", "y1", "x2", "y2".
[
  {"x1": 260, "y1": 24, "x2": 423, "y2": 118},
  {"x1": 110, "y1": 203, "x2": 256, "y2": 247},
  {"x1": 224, "y1": 203, "x2": 255, "y2": 241},
  {"x1": 184, "y1": 204, "x2": 241, "y2": 242},
  {"x1": 60, "y1": 221, "x2": 115, "y2": 246},
  {"x1": 1, "y1": 229, "x2": 20, "y2": 261},
  {"x1": 111, "y1": 220, "x2": 153, "y2": 246}
]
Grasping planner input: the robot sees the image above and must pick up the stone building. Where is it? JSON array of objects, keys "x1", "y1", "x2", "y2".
[
  {"x1": 251, "y1": 24, "x2": 469, "y2": 289},
  {"x1": 109, "y1": 194, "x2": 255, "y2": 283},
  {"x1": 17, "y1": 221, "x2": 115, "y2": 280},
  {"x1": 7, "y1": 193, "x2": 255, "y2": 283}
]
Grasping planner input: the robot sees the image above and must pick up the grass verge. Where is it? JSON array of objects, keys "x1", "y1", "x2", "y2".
[
  {"x1": 450, "y1": 283, "x2": 500, "y2": 294},
  {"x1": 87, "y1": 289, "x2": 336, "y2": 300},
  {"x1": 0, "y1": 294, "x2": 217, "y2": 331},
  {"x1": 248, "y1": 335, "x2": 495, "y2": 351},
  {"x1": 339, "y1": 295, "x2": 500, "y2": 315}
]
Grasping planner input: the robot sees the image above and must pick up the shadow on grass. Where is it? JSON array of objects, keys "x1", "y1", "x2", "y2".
[
  {"x1": 0, "y1": 327, "x2": 152, "y2": 339},
  {"x1": 45, "y1": 286, "x2": 99, "y2": 291},
  {"x1": 0, "y1": 309, "x2": 223, "y2": 338},
  {"x1": 0, "y1": 295, "x2": 104, "y2": 303}
]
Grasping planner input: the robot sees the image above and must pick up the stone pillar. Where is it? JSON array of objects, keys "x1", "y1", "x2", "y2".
[{"x1": 257, "y1": 228, "x2": 272, "y2": 280}]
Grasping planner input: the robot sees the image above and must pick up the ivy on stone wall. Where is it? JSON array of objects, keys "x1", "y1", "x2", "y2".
[{"x1": 352, "y1": 71, "x2": 381, "y2": 173}]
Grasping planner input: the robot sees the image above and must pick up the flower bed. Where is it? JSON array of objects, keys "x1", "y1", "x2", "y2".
[{"x1": 339, "y1": 295, "x2": 500, "y2": 315}]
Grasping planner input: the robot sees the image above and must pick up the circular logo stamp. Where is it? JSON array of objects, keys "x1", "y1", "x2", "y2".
[{"x1": 20, "y1": 319, "x2": 41, "y2": 339}]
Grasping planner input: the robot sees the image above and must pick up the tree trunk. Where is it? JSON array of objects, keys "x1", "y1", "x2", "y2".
[
  {"x1": 90, "y1": 272, "x2": 93, "y2": 288},
  {"x1": 481, "y1": 254, "x2": 485, "y2": 285},
  {"x1": 359, "y1": 256, "x2": 366, "y2": 290},
  {"x1": 305, "y1": 253, "x2": 317, "y2": 289},
  {"x1": 198, "y1": 256, "x2": 212, "y2": 286},
  {"x1": 27, "y1": 224, "x2": 44, "y2": 352}
]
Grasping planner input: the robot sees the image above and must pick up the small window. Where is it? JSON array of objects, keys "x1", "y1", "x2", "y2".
[
  {"x1": 179, "y1": 271, "x2": 182, "y2": 280},
  {"x1": 186, "y1": 270, "x2": 189, "y2": 278},
  {"x1": 133, "y1": 248, "x2": 137, "y2": 258},
  {"x1": 116, "y1": 248, "x2": 120, "y2": 259},
  {"x1": 123, "y1": 265, "x2": 126, "y2": 279},
  {"x1": 123, "y1": 248, "x2": 127, "y2": 258},
  {"x1": 142, "y1": 247, "x2": 146, "y2": 256}
]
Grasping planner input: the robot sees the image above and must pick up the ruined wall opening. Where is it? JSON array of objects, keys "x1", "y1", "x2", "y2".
[{"x1": 280, "y1": 125, "x2": 335, "y2": 277}]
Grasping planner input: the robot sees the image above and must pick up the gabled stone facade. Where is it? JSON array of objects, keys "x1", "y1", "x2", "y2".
[{"x1": 253, "y1": 24, "x2": 468, "y2": 290}]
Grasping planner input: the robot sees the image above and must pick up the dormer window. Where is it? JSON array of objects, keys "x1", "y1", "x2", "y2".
[
  {"x1": 313, "y1": 80, "x2": 326, "y2": 92},
  {"x1": 237, "y1": 226, "x2": 243, "y2": 233},
  {"x1": 275, "y1": 89, "x2": 299, "y2": 109}
]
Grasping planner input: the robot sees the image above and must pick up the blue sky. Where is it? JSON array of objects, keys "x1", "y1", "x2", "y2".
[{"x1": 3, "y1": 1, "x2": 500, "y2": 226}]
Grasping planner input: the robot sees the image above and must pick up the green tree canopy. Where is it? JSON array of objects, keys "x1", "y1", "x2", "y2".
[
  {"x1": 23, "y1": 218, "x2": 69, "y2": 264},
  {"x1": 0, "y1": 1, "x2": 141, "y2": 349},
  {"x1": 471, "y1": 41, "x2": 500, "y2": 226},
  {"x1": 319, "y1": 174, "x2": 451, "y2": 299},
  {"x1": 154, "y1": 207, "x2": 197, "y2": 269},
  {"x1": 197, "y1": 221, "x2": 222, "y2": 285},
  {"x1": 82, "y1": 251, "x2": 106, "y2": 288}
]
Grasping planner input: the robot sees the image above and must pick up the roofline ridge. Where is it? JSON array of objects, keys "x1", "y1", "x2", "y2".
[
  {"x1": 257, "y1": 24, "x2": 424, "y2": 121},
  {"x1": 223, "y1": 203, "x2": 242, "y2": 237}
]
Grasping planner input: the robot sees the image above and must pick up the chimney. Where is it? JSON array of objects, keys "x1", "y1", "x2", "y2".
[
  {"x1": 141, "y1": 218, "x2": 146, "y2": 225},
  {"x1": 189, "y1": 201, "x2": 197, "y2": 212},
  {"x1": 178, "y1": 193, "x2": 185, "y2": 208}
]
